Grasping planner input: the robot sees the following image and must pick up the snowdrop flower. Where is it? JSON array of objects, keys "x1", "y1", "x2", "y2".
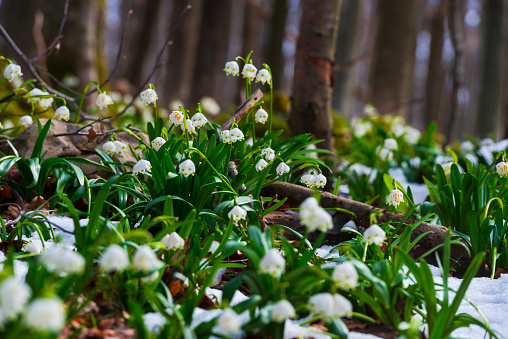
[
  {"x1": 342, "y1": 220, "x2": 358, "y2": 231},
  {"x1": 300, "y1": 169, "x2": 326, "y2": 189},
  {"x1": 216, "y1": 308, "x2": 241, "y2": 333},
  {"x1": 386, "y1": 189, "x2": 404, "y2": 207},
  {"x1": 224, "y1": 61, "x2": 240, "y2": 76},
  {"x1": 100, "y1": 244, "x2": 129, "y2": 273},
  {"x1": 496, "y1": 162, "x2": 508, "y2": 177},
  {"x1": 53, "y1": 106, "x2": 70, "y2": 121},
  {"x1": 0, "y1": 121, "x2": 3, "y2": 129},
  {"x1": 363, "y1": 224, "x2": 386, "y2": 246},
  {"x1": 300, "y1": 174, "x2": 314, "y2": 187},
  {"x1": 96, "y1": 92, "x2": 113, "y2": 109},
  {"x1": 161, "y1": 232, "x2": 185, "y2": 250},
  {"x1": 103, "y1": 141, "x2": 116, "y2": 155},
  {"x1": 132, "y1": 245, "x2": 163, "y2": 272},
  {"x1": 139, "y1": 89, "x2": 158, "y2": 105},
  {"x1": 242, "y1": 64, "x2": 257, "y2": 81},
  {"x1": 364, "y1": 104, "x2": 378, "y2": 116},
  {"x1": 113, "y1": 141, "x2": 127, "y2": 155},
  {"x1": 384, "y1": 138, "x2": 398, "y2": 150},
  {"x1": 270, "y1": 300, "x2": 296, "y2": 323},
  {"x1": 191, "y1": 113, "x2": 208, "y2": 128},
  {"x1": 221, "y1": 130, "x2": 232, "y2": 144},
  {"x1": 299, "y1": 197, "x2": 333, "y2": 232},
  {"x1": 228, "y1": 205, "x2": 247, "y2": 222},
  {"x1": 308, "y1": 293, "x2": 352, "y2": 319},
  {"x1": 314, "y1": 173, "x2": 327, "y2": 188},
  {"x1": 20, "y1": 115, "x2": 33, "y2": 128},
  {"x1": 461, "y1": 140, "x2": 475, "y2": 153},
  {"x1": 151, "y1": 137, "x2": 166, "y2": 151},
  {"x1": 409, "y1": 157, "x2": 421, "y2": 168},
  {"x1": 442, "y1": 161, "x2": 453, "y2": 175},
  {"x1": 24, "y1": 297, "x2": 66, "y2": 332},
  {"x1": 209, "y1": 240, "x2": 220, "y2": 254},
  {"x1": 403, "y1": 126, "x2": 421, "y2": 144},
  {"x1": 39, "y1": 246, "x2": 85, "y2": 275},
  {"x1": 0, "y1": 277, "x2": 31, "y2": 321},
  {"x1": 258, "y1": 249, "x2": 285, "y2": 277},
  {"x1": 230, "y1": 128, "x2": 244, "y2": 143},
  {"x1": 169, "y1": 111, "x2": 184, "y2": 125},
  {"x1": 24, "y1": 241, "x2": 42, "y2": 253},
  {"x1": 255, "y1": 108, "x2": 268, "y2": 124},
  {"x1": 261, "y1": 147, "x2": 275, "y2": 161},
  {"x1": 378, "y1": 147, "x2": 393, "y2": 161},
  {"x1": 276, "y1": 162, "x2": 290, "y2": 175},
  {"x1": 255, "y1": 69, "x2": 271, "y2": 85},
  {"x1": 181, "y1": 119, "x2": 195, "y2": 134},
  {"x1": 3, "y1": 64, "x2": 22, "y2": 82},
  {"x1": 179, "y1": 159, "x2": 196, "y2": 177},
  {"x1": 201, "y1": 97, "x2": 221, "y2": 116},
  {"x1": 481, "y1": 138, "x2": 495, "y2": 148},
  {"x1": 332, "y1": 262, "x2": 358, "y2": 290},
  {"x1": 133, "y1": 159, "x2": 152, "y2": 174},
  {"x1": 255, "y1": 159, "x2": 268, "y2": 171}
]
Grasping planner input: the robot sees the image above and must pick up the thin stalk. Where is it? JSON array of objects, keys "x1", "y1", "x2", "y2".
[{"x1": 75, "y1": 81, "x2": 100, "y2": 123}]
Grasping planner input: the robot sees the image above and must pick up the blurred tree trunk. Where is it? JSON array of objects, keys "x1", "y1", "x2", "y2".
[
  {"x1": 424, "y1": 1, "x2": 447, "y2": 131},
  {"x1": 164, "y1": 0, "x2": 202, "y2": 106},
  {"x1": 289, "y1": 0, "x2": 342, "y2": 152},
  {"x1": 266, "y1": 0, "x2": 288, "y2": 90},
  {"x1": 190, "y1": 0, "x2": 233, "y2": 107},
  {"x1": 370, "y1": 0, "x2": 417, "y2": 120},
  {"x1": 242, "y1": 2, "x2": 262, "y2": 59},
  {"x1": 0, "y1": 0, "x2": 40, "y2": 59},
  {"x1": 477, "y1": 0, "x2": 504, "y2": 139}
]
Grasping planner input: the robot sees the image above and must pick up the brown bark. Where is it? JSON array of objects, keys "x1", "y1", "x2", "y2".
[
  {"x1": 289, "y1": 0, "x2": 342, "y2": 152},
  {"x1": 266, "y1": 0, "x2": 288, "y2": 90},
  {"x1": 370, "y1": 0, "x2": 417, "y2": 119},
  {"x1": 220, "y1": 89, "x2": 263, "y2": 131}
]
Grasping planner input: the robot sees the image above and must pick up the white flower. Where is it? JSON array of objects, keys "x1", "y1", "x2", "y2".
[
  {"x1": 255, "y1": 159, "x2": 268, "y2": 171},
  {"x1": 169, "y1": 111, "x2": 185, "y2": 125},
  {"x1": 255, "y1": 108, "x2": 268, "y2": 124},
  {"x1": 242, "y1": 64, "x2": 257, "y2": 81},
  {"x1": 39, "y1": 246, "x2": 85, "y2": 275},
  {"x1": 342, "y1": 220, "x2": 358, "y2": 231},
  {"x1": 300, "y1": 170, "x2": 326, "y2": 189},
  {"x1": 309, "y1": 293, "x2": 352, "y2": 319},
  {"x1": 442, "y1": 161, "x2": 453, "y2": 175},
  {"x1": 230, "y1": 128, "x2": 244, "y2": 143},
  {"x1": 384, "y1": 138, "x2": 398, "y2": 150},
  {"x1": 461, "y1": 140, "x2": 475, "y2": 153},
  {"x1": 403, "y1": 126, "x2": 420, "y2": 144},
  {"x1": 497, "y1": 162, "x2": 508, "y2": 177},
  {"x1": 481, "y1": 138, "x2": 495, "y2": 148},
  {"x1": 96, "y1": 92, "x2": 113, "y2": 109},
  {"x1": 103, "y1": 141, "x2": 116, "y2": 155},
  {"x1": 364, "y1": 104, "x2": 378, "y2": 116},
  {"x1": 133, "y1": 159, "x2": 152, "y2": 174},
  {"x1": 299, "y1": 197, "x2": 333, "y2": 232},
  {"x1": 191, "y1": 113, "x2": 208, "y2": 128},
  {"x1": 53, "y1": 106, "x2": 70, "y2": 121},
  {"x1": 181, "y1": 119, "x2": 195, "y2": 134},
  {"x1": 363, "y1": 224, "x2": 386, "y2": 246},
  {"x1": 201, "y1": 97, "x2": 221, "y2": 116},
  {"x1": 3, "y1": 64, "x2": 22, "y2": 82},
  {"x1": 261, "y1": 147, "x2": 275, "y2": 161},
  {"x1": 332, "y1": 262, "x2": 358, "y2": 290},
  {"x1": 221, "y1": 130, "x2": 232, "y2": 144},
  {"x1": 270, "y1": 300, "x2": 295, "y2": 323},
  {"x1": 409, "y1": 157, "x2": 421, "y2": 168},
  {"x1": 132, "y1": 245, "x2": 163, "y2": 272},
  {"x1": 216, "y1": 308, "x2": 241, "y2": 333},
  {"x1": 378, "y1": 147, "x2": 393, "y2": 161},
  {"x1": 169, "y1": 99, "x2": 183, "y2": 111},
  {"x1": 224, "y1": 61, "x2": 240, "y2": 76},
  {"x1": 100, "y1": 244, "x2": 129, "y2": 272},
  {"x1": 259, "y1": 249, "x2": 285, "y2": 277},
  {"x1": 276, "y1": 162, "x2": 290, "y2": 175},
  {"x1": 314, "y1": 173, "x2": 327, "y2": 188},
  {"x1": 0, "y1": 277, "x2": 31, "y2": 321},
  {"x1": 140, "y1": 89, "x2": 158, "y2": 105},
  {"x1": 255, "y1": 69, "x2": 271, "y2": 85},
  {"x1": 300, "y1": 174, "x2": 314, "y2": 187},
  {"x1": 24, "y1": 297, "x2": 66, "y2": 332},
  {"x1": 0, "y1": 121, "x2": 3, "y2": 129},
  {"x1": 228, "y1": 205, "x2": 247, "y2": 222},
  {"x1": 20, "y1": 115, "x2": 33, "y2": 128},
  {"x1": 209, "y1": 240, "x2": 220, "y2": 254},
  {"x1": 113, "y1": 141, "x2": 127, "y2": 155},
  {"x1": 24, "y1": 241, "x2": 42, "y2": 253},
  {"x1": 386, "y1": 189, "x2": 404, "y2": 207},
  {"x1": 161, "y1": 232, "x2": 185, "y2": 250},
  {"x1": 151, "y1": 137, "x2": 166, "y2": 151},
  {"x1": 179, "y1": 159, "x2": 196, "y2": 177}
]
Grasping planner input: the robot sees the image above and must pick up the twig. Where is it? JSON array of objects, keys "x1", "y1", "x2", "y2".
[
  {"x1": 220, "y1": 89, "x2": 263, "y2": 131},
  {"x1": 447, "y1": 0, "x2": 463, "y2": 137},
  {"x1": 4, "y1": 188, "x2": 25, "y2": 228}
]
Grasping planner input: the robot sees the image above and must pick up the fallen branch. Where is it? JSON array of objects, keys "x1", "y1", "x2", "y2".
[{"x1": 220, "y1": 89, "x2": 263, "y2": 131}]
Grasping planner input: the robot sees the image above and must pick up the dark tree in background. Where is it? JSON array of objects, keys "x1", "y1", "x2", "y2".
[{"x1": 289, "y1": 0, "x2": 342, "y2": 152}]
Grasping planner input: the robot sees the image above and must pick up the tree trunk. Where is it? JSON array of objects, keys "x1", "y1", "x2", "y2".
[
  {"x1": 370, "y1": 0, "x2": 417, "y2": 119},
  {"x1": 190, "y1": 0, "x2": 233, "y2": 108},
  {"x1": 477, "y1": 0, "x2": 504, "y2": 139},
  {"x1": 266, "y1": 0, "x2": 288, "y2": 90},
  {"x1": 289, "y1": 0, "x2": 342, "y2": 152}
]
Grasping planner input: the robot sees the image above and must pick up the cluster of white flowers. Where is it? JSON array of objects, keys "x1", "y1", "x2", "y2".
[
  {"x1": 0, "y1": 277, "x2": 31, "y2": 325},
  {"x1": 378, "y1": 147, "x2": 393, "y2": 162},
  {"x1": 497, "y1": 162, "x2": 508, "y2": 177},
  {"x1": 100, "y1": 244, "x2": 129, "y2": 273},
  {"x1": 151, "y1": 137, "x2": 166, "y2": 151},
  {"x1": 28, "y1": 88, "x2": 53, "y2": 110},
  {"x1": 39, "y1": 246, "x2": 85, "y2": 275},
  {"x1": 53, "y1": 106, "x2": 70, "y2": 121},
  {"x1": 228, "y1": 205, "x2": 247, "y2": 222},
  {"x1": 300, "y1": 168, "x2": 327, "y2": 188},
  {"x1": 353, "y1": 121, "x2": 372, "y2": 137},
  {"x1": 181, "y1": 119, "x2": 196, "y2": 134},
  {"x1": 133, "y1": 159, "x2": 152, "y2": 175},
  {"x1": 221, "y1": 128, "x2": 244, "y2": 144},
  {"x1": 139, "y1": 88, "x2": 158, "y2": 105},
  {"x1": 362, "y1": 224, "x2": 386, "y2": 246},
  {"x1": 24, "y1": 297, "x2": 66, "y2": 332},
  {"x1": 270, "y1": 300, "x2": 296, "y2": 323},
  {"x1": 3, "y1": 63, "x2": 22, "y2": 82},
  {"x1": 224, "y1": 61, "x2": 271, "y2": 85},
  {"x1": 258, "y1": 249, "x2": 285, "y2": 277},
  {"x1": 179, "y1": 159, "x2": 196, "y2": 177},
  {"x1": 20, "y1": 115, "x2": 33, "y2": 128},
  {"x1": 308, "y1": 293, "x2": 352, "y2": 320},
  {"x1": 332, "y1": 262, "x2": 358, "y2": 290},
  {"x1": 299, "y1": 197, "x2": 333, "y2": 232},
  {"x1": 161, "y1": 232, "x2": 185, "y2": 250},
  {"x1": 216, "y1": 308, "x2": 242, "y2": 333},
  {"x1": 96, "y1": 92, "x2": 113, "y2": 110},
  {"x1": 386, "y1": 188, "x2": 404, "y2": 208},
  {"x1": 103, "y1": 140, "x2": 128, "y2": 156},
  {"x1": 255, "y1": 108, "x2": 268, "y2": 124}
]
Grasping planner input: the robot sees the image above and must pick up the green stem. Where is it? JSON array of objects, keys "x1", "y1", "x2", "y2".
[
  {"x1": 362, "y1": 242, "x2": 369, "y2": 262},
  {"x1": 188, "y1": 148, "x2": 236, "y2": 194},
  {"x1": 75, "y1": 81, "x2": 100, "y2": 123}
]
